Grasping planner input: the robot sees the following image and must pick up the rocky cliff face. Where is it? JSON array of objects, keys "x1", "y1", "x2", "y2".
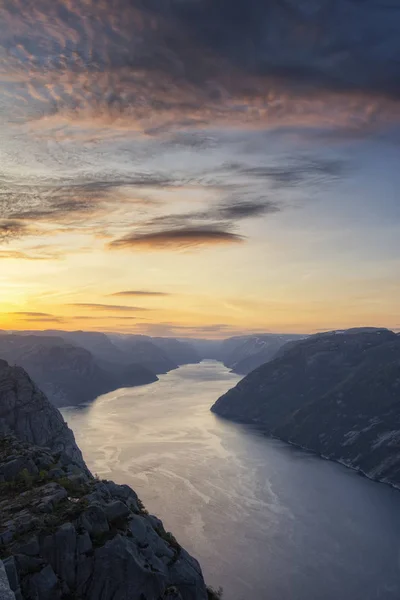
[
  {"x1": 0, "y1": 360, "x2": 86, "y2": 470},
  {"x1": 0, "y1": 361, "x2": 210, "y2": 600},
  {"x1": 212, "y1": 328, "x2": 400, "y2": 488},
  {"x1": 0, "y1": 437, "x2": 208, "y2": 600}
]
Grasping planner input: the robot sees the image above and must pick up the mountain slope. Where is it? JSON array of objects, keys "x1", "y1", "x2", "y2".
[
  {"x1": 212, "y1": 328, "x2": 400, "y2": 487},
  {"x1": 219, "y1": 333, "x2": 306, "y2": 374},
  {"x1": 152, "y1": 338, "x2": 201, "y2": 366},
  {"x1": 110, "y1": 335, "x2": 178, "y2": 374},
  {"x1": 0, "y1": 335, "x2": 157, "y2": 407}
]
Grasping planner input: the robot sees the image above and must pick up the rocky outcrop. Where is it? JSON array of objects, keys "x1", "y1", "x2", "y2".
[
  {"x1": 0, "y1": 360, "x2": 86, "y2": 470},
  {"x1": 0, "y1": 437, "x2": 208, "y2": 600},
  {"x1": 0, "y1": 560, "x2": 15, "y2": 600},
  {"x1": 212, "y1": 328, "x2": 400, "y2": 488}
]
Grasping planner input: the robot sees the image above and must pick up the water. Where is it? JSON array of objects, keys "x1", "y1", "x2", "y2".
[{"x1": 61, "y1": 360, "x2": 400, "y2": 600}]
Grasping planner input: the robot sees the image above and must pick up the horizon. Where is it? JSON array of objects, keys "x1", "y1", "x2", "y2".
[
  {"x1": 0, "y1": 0, "x2": 399, "y2": 336},
  {"x1": 0, "y1": 324, "x2": 398, "y2": 342}
]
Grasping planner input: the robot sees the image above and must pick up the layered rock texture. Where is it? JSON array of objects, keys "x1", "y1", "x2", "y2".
[
  {"x1": 212, "y1": 328, "x2": 400, "y2": 487},
  {"x1": 0, "y1": 437, "x2": 207, "y2": 600},
  {"x1": 0, "y1": 360, "x2": 86, "y2": 470},
  {"x1": 0, "y1": 362, "x2": 209, "y2": 599}
]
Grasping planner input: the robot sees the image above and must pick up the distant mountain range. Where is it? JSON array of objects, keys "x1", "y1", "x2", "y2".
[
  {"x1": 212, "y1": 328, "x2": 400, "y2": 488},
  {"x1": 217, "y1": 333, "x2": 306, "y2": 374},
  {"x1": 0, "y1": 331, "x2": 201, "y2": 407}
]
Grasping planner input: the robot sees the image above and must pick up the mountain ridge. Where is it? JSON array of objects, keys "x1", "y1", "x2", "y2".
[{"x1": 211, "y1": 327, "x2": 400, "y2": 489}]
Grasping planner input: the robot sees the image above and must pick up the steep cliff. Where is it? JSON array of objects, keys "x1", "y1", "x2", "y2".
[
  {"x1": 0, "y1": 437, "x2": 208, "y2": 600},
  {"x1": 212, "y1": 328, "x2": 400, "y2": 487},
  {"x1": 0, "y1": 361, "x2": 210, "y2": 600},
  {"x1": 0, "y1": 360, "x2": 86, "y2": 470}
]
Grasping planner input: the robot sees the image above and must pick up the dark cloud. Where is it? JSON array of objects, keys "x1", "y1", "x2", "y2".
[
  {"x1": 0, "y1": 220, "x2": 30, "y2": 243},
  {"x1": 1, "y1": 0, "x2": 399, "y2": 139},
  {"x1": 67, "y1": 303, "x2": 150, "y2": 311},
  {"x1": 110, "y1": 291, "x2": 170, "y2": 297},
  {"x1": 223, "y1": 156, "x2": 346, "y2": 188},
  {"x1": 109, "y1": 227, "x2": 244, "y2": 250},
  {"x1": 167, "y1": 0, "x2": 400, "y2": 98}
]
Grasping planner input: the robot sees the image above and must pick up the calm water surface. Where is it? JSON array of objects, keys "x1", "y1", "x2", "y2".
[{"x1": 61, "y1": 360, "x2": 400, "y2": 600}]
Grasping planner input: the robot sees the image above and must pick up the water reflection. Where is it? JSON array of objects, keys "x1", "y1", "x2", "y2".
[{"x1": 62, "y1": 360, "x2": 400, "y2": 600}]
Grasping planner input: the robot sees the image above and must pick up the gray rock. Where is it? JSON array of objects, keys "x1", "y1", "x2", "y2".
[
  {"x1": 15, "y1": 537, "x2": 40, "y2": 557},
  {"x1": 77, "y1": 531, "x2": 92, "y2": 554},
  {"x1": 14, "y1": 554, "x2": 45, "y2": 576},
  {"x1": 86, "y1": 534, "x2": 168, "y2": 600},
  {"x1": 24, "y1": 565, "x2": 60, "y2": 600},
  {"x1": 47, "y1": 468, "x2": 64, "y2": 479},
  {"x1": 41, "y1": 523, "x2": 77, "y2": 589},
  {"x1": 168, "y1": 549, "x2": 206, "y2": 600},
  {"x1": 80, "y1": 503, "x2": 109, "y2": 536},
  {"x1": 1, "y1": 457, "x2": 38, "y2": 482},
  {"x1": 0, "y1": 361, "x2": 87, "y2": 470},
  {"x1": 0, "y1": 560, "x2": 15, "y2": 600},
  {"x1": 2, "y1": 557, "x2": 18, "y2": 592},
  {"x1": 105, "y1": 500, "x2": 130, "y2": 523}
]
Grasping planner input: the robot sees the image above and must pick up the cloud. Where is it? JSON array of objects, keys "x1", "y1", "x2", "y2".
[
  {"x1": 16, "y1": 316, "x2": 66, "y2": 323},
  {"x1": 67, "y1": 303, "x2": 150, "y2": 312},
  {"x1": 108, "y1": 227, "x2": 244, "y2": 251},
  {"x1": 0, "y1": 250, "x2": 57, "y2": 260},
  {"x1": 110, "y1": 291, "x2": 170, "y2": 297},
  {"x1": 0, "y1": 220, "x2": 31, "y2": 244},
  {"x1": 1, "y1": 0, "x2": 399, "y2": 145},
  {"x1": 11, "y1": 311, "x2": 53, "y2": 317}
]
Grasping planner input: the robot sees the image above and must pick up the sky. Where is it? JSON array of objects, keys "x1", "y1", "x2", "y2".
[{"x1": 0, "y1": 0, "x2": 399, "y2": 338}]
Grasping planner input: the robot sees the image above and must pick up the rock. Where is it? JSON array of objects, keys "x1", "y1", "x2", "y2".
[
  {"x1": 2, "y1": 557, "x2": 19, "y2": 592},
  {"x1": 77, "y1": 531, "x2": 92, "y2": 554},
  {"x1": 0, "y1": 361, "x2": 87, "y2": 470},
  {"x1": 0, "y1": 560, "x2": 15, "y2": 600},
  {"x1": 14, "y1": 554, "x2": 45, "y2": 576},
  {"x1": 105, "y1": 500, "x2": 130, "y2": 523},
  {"x1": 41, "y1": 523, "x2": 77, "y2": 589},
  {"x1": 15, "y1": 537, "x2": 40, "y2": 557},
  {"x1": 35, "y1": 483, "x2": 68, "y2": 513},
  {"x1": 80, "y1": 504, "x2": 109, "y2": 537},
  {"x1": 85, "y1": 534, "x2": 168, "y2": 600},
  {"x1": 1, "y1": 458, "x2": 38, "y2": 481},
  {"x1": 23, "y1": 565, "x2": 60, "y2": 600}
]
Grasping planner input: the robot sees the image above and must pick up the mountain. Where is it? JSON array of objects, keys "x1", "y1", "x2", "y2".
[
  {"x1": 0, "y1": 359, "x2": 86, "y2": 470},
  {"x1": 0, "y1": 334, "x2": 157, "y2": 407},
  {"x1": 152, "y1": 338, "x2": 201, "y2": 366},
  {"x1": 211, "y1": 328, "x2": 400, "y2": 488},
  {"x1": 109, "y1": 335, "x2": 178, "y2": 374},
  {"x1": 0, "y1": 362, "x2": 210, "y2": 600},
  {"x1": 40, "y1": 330, "x2": 126, "y2": 364},
  {"x1": 218, "y1": 333, "x2": 306, "y2": 374}
]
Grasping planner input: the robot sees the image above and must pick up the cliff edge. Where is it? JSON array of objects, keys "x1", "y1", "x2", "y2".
[{"x1": 0, "y1": 361, "x2": 210, "y2": 600}]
